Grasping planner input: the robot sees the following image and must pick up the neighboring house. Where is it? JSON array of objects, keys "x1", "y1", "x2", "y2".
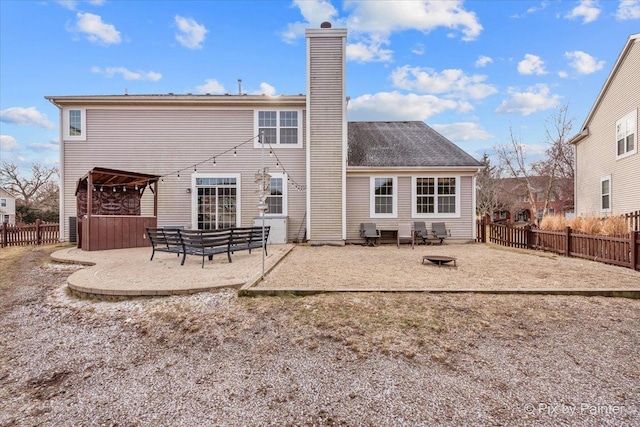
[
  {"x1": 46, "y1": 23, "x2": 481, "y2": 246},
  {"x1": 570, "y1": 33, "x2": 640, "y2": 216},
  {"x1": 493, "y1": 176, "x2": 574, "y2": 223},
  {"x1": 0, "y1": 188, "x2": 17, "y2": 225}
]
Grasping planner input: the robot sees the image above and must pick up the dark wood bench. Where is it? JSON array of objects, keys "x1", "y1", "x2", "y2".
[
  {"x1": 179, "y1": 229, "x2": 233, "y2": 268},
  {"x1": 230, "y1": 226, "x2": 270, "y2": 256},
  {"x1": 146, "y1": 227, "x2": 184, "y2": 261}
]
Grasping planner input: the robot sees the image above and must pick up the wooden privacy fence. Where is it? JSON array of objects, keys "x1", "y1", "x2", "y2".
[
  {"x1": 1, "y1": 220, "x2": 60, "y2": 248},
  {"x1": 477, "y1": 219, "x2": 640, "y2": 271}
]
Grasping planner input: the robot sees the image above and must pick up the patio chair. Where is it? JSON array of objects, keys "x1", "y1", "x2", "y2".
[
  {"x1": 414, "y1": 221, "x2": 433, "y2": 245},
  {"x1": 431, "y1": 222, "x2": 451, "y2": 245},
  {"x1": 360, "y1": 222, "x2": 381, "y2": 247},
  {"x1": 397, "y1": 223, "x2": 414, "y2": 249}
]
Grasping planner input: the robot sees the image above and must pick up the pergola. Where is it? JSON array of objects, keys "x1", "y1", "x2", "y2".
[{"x1": 75, "y1": 167, "x2": 160, "y2": 251}]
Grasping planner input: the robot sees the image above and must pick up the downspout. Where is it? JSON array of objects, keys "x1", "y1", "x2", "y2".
[{"x1": 47, "y1": 98, "x2": 64, "y2": 242}]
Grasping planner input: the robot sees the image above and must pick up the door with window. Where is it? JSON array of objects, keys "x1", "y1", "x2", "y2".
[{"x1": 195, "y1": 177, "x2": 238, "y2": 230}]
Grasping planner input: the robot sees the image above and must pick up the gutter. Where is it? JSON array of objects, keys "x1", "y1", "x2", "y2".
[{"x1": 569, "y1": 128, "x2": 589, "y2": 145}]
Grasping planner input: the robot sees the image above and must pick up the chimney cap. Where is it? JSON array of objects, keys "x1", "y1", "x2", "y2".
[{"x1": 320, "y1": 21, "x2": 332, "y2": 29}]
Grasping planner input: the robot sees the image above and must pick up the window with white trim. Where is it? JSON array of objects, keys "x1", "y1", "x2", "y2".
[
  {"x1": 601, "y1": 176, "x2": 611, "y2": 212},
  {"x1": 0, "y1": 198, "x2": 6, "y2": 207},
  {"x1": 255, "y1": 110, "x2": 302, "y2": 147},
  {"x1": 3, "y1": 214, "x2": 9, "y2": 223},
  {"x1": 616, "y1": 109, "x2": 637, "y2": 159},
  {"x1": 370, "y1": 177, "x2": 397, "y2": 218},
  {"x1": 412, "y1": 176, "x2": 460, "y2": 217},
  {"x1": 64, "y1": 108, "x2": 86, "y2": 140},
  {"x1": 266, "y1": 173, "x2": 287, "y2": 216}
]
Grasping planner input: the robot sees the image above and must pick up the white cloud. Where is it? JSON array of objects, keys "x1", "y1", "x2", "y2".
[
  {"x1": 346, "y1": 40, "x2": 393, "y2": 63},
  {"x1": 195, "y1": 79, "x2": 225, "y2": 94},
  {"x1": 391, "y1": 65, "x2": 497, "y2": 100},
  {"x1": 281, "y1": 0, "x2": 339, "y2": 43},
  {"x1": 0, "y1": 135, "x2": 18, "y2": 151},
  {"x1": 616, "y1": 0, "x2": 640, "y2": 20},
  {"x1": 0, "y1": 107, "x2": 55, "y2": 129},
  {"x1": 558, "y1": 70, "x2": 569, "y2": 78},
  {"x1": 517, "y1": 54, "x2": 547, "y2": 75},
  {"x1": 283, "y1": 0, "x2": 482, "y2": 63},
  {"x1": 512, "y1": 1, "x2": 549, "y2": 18},
  {"x1": 411, "y1": 43, "x2": 425, "y2": 55},
  {"x1": 56, "y1": 0, "x2": 105, "y2": 10},
  {"x1": 347, "y1": 91, "x2": 459, "y2": 121},
  {"x1": 475, "y1": 55, "x2": 493, "y2": 68},
  {"x1": 175, "y1": 16, "x2": 208, "y2": 50},
  {"x1": 92, "y1": 66, "x2": 162, "y2": 81},
  {"x1": 495, "y1": 84, "x2": 561, "y2": 116},
  {"x1": 564, "y1": 50, "x2": 605, "y2": 74},
  {"x1": 74, "y1": 12, "x2": 121, "y2": 45},
  {"x1": 251, "y1": 82, "x2": 277, "y2": 96},
  {"x1": 565, "y1": 0, "x2": 601, "y2": 23},
  {"x1": 27, "y1": 142, "x2": 60, "y2": 152},
  {"x1": 344, "y1": 1, "x2": 483, "y2": 41},
  {"x1": 431, "y1": 122, "x2": 493, "y2": 142}
]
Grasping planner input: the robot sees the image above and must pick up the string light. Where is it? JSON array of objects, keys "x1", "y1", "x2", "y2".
[
  {"x1": 100, "y1": 186, "x2": 104, "y2": 192},
  {"x1": 159, "y1": 133, "x2": 306, "y2": 191},
  {"x1": 135, "y1": 184, "x2": 139, "y2": 190},
  {"x1": 113, "y1": 187, "x2": 116, "y2": 192},
  {"x1": 123, "y1": 186, "x2": 127, "y2": 192}
]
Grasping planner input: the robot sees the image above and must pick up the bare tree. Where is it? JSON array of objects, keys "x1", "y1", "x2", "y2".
[
  {"x1": 1, "y1": 161, "x2": 59, "y2": 204},
  {"x1": 495, "y1": 127, "x2": 539, "y2": 221},
  {"x1": 531, "y1": 103, "x2": 575, "y2": 213},
  {"x1": 495, "y1": 103, "x2": 575, "y2": 223},
  {"x1": 476, "y1": 153, "x2": 502, "y2": 219}
]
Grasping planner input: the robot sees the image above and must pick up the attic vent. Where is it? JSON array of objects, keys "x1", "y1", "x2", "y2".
[{"x1": 320, "y1": 22, "x2": 332, "y2": 28}]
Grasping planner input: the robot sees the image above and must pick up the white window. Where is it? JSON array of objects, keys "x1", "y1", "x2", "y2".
[
  {"x1": 600, "y1": 175, "x2": 611, "y2": 212},
  {"x1": 548, "y1": 208, "x2": 555, "y2": 216},
  {"x1": 266, "y1": 173, "x2": 288, "y2": 216},
  {"x1": 64, "y1": 108, "x2": 86, "y2": 140},
  {"x1": 412, "y1": 176, "x2": 460, "y2": 218},
  {"x1": 3, "y1": 214, "x2": 9, "y2": 223},
  {"x1": 0, "y1": 198, "x2": 6, "y2": 207},
  {"x1": 616, "y1": 109, "x2": 637, "y2": 159},
  {"x1": 370, "y1": 176, "x2": 397, "y2": 218},
  {"x1": 255, "y1": 110, "x2": 302, "y2": 147}
]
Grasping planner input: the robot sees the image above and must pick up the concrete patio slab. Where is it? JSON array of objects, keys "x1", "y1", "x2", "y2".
[{"x1": 51, "y1": 244, "x2": 294, "y2": 297}]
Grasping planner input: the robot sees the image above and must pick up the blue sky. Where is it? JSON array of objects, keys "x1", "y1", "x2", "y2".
[{"x1": 1, "y1": 0, "x2": 639, "y2": 171}]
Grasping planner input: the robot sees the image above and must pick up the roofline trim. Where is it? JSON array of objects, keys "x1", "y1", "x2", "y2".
[
  {"x1": 575, "y1": 32, "x2": 640, "y2": 135},
  {"x1": 347, "y1": 166, "x2": 482, "y2": 174}
]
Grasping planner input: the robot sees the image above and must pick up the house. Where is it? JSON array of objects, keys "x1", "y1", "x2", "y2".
[
  {"x1": 570, "y1": 33, "x2": 639, "y2": 216},
  {"x1": 493, "y1": 176, "x2": 574, "y2": 223},
  {"x1": 0, "y1": 188, "x2": 17, "y2": 225},
  {"x1": 46, "y1": 23, "x2": 481, "y2": 248}
]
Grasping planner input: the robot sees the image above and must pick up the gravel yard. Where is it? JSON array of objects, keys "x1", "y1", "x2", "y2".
[
  {"x1": 257, "y1": 243, "x2": 640, "y2": 290},
  {"x1": 1, "y1": 245, "x2": 639, "y2": 426}
]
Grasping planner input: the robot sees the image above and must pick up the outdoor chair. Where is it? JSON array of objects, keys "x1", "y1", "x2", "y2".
[
  {"x1": 414, "y1": 221, "x2": 433, "y2": 245},
  {"x1": 397, "y1": 223, "x2": 414, "y2": 249},
  {"x1": 360, "y1": 222, "x2": 381, "y2": 247},
  {"x1": 431, "y1": 222, "x2": 451, "y2": 245}
]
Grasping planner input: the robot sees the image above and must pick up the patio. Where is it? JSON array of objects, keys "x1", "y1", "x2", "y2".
[
  {"x1": 52, "y1": 244, "x2": 294, "y2": 297},
  {"x1": 52, "y1": 243, "x2": 640, "y2": 299}
]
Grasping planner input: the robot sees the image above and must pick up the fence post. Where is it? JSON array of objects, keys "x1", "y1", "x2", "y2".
[
  {"x1": 1, "y1": 221, "x2": 6, "y2": 248},
  {"x1": 565, "y1": 226, "x2": 572, "y2": 257},
  {"x1": 631, "y1": 230, "x2": 638, "y2": 271},
  {"x1": 35, "y1": 219, "x2": 42, "y2": 245},
  {"x1": 525, "y1": 225, "x2": 532, "y2": 250}
]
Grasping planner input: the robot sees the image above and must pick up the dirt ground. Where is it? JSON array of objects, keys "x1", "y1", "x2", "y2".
[
  {"x1": 258, "y1": 243, "x2": 640, "y2": 289},
  {"x1": 1, "y1": 245, "x2": 639, "y2": 426}
]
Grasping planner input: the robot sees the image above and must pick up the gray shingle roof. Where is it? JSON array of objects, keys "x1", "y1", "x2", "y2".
[{"x1": 348, "y1": 121, "x2": 481, "y2": 167}]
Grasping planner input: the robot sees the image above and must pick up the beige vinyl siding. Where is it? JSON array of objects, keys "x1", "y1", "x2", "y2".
[
  {"x1": 307, "y1": 33, "x2": 346, "y2": 243},
  {"x1": 346, "y1": 173, "x2": 475, "y2": 241},
  {"x1": 576, "y1": 38, "x2": 640, "y2": 215},
  {"x1": 62, "y1": 107, "x2": 306, "y2": 242}
]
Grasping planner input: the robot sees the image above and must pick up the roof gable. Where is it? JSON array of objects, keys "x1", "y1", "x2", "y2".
[
  {"x1": 571, "y1": 33, "x2": 640, "y2": 144},
  {"x1": 348, "y1": 121, "x2": 481, "y2": 167}
]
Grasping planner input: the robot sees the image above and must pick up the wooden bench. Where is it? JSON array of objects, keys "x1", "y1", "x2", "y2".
[
  {"x1": 179, "y1": 229, "x2": 233, "y2": 268},
  {"x1": 146, "y1": 227, "x2": 184, "y2": 261},
  {"x1": 230, "y1": 226, "x2": 270, "y2": 256}
]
